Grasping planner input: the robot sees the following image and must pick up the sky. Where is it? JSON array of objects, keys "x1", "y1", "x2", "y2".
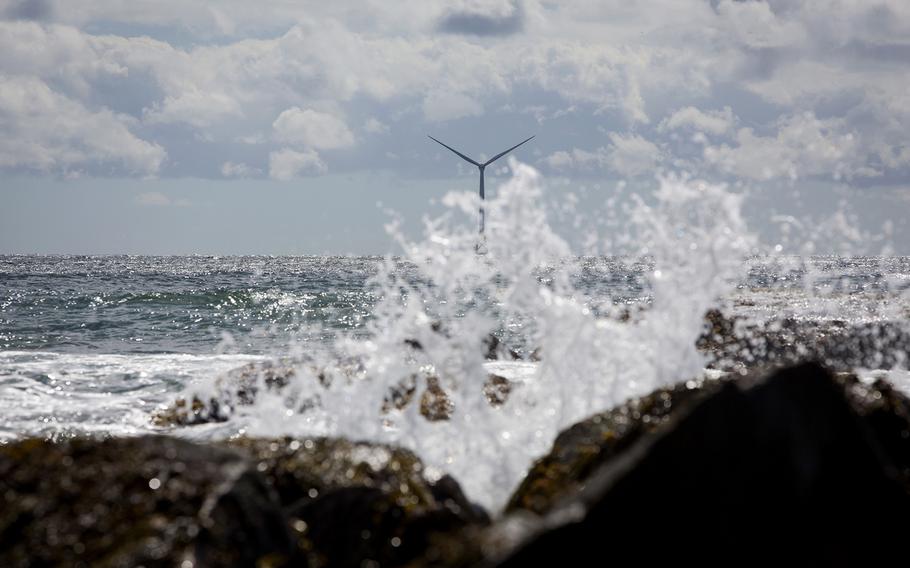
[{"x1": 1, "y1": 0, "x2": 909, "y2": 254}]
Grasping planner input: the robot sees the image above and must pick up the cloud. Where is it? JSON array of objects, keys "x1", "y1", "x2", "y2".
[
  {"x1": 659, "y1": 106, "x2": 735, "y2": 136},
  {"x1": 0, "y1": 2, "x2": 908, "y2": 186},
  {"x1": 2, "y1": 0, "x2": 53, "y2": 21},
  {"x1": 543, "y1": 133, "x2": 662, "y2": 177},
  {"x1": 269, "y1": 148, "x2": 327, "y2": 180},
  {"x1": 604, "y1": 133, "x2": 663, "y2": 177},
  {"x1": 136, "y1": 191, "x2": 189, "y2": 206},
  {"x1": 364, "y1": 117, "x2": 388, "y2": 134},
  {"x1": 704, "y1": 112, "x2": 871, "y2": 181},
  {"x1": 144, "y1": 90, "x2": 243, "y2": 129},
  {"x1": 422, "y1": 90, "x2": 484, "y2": 122},
  {"x1": 437, "y1": 0, "x2": 524, "y2": 36},
  {"x1": 0, "y1": 74, "x2": 165, "y2": 175},
  {"x1": 272, "y1": 107, "x2": 355, "y2": 150},
  {"x1": 221, "y1": 161, "x2": 258, "y2": 178}
]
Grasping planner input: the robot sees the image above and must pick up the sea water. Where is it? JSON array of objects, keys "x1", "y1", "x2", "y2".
[{"x1": 2, "y1": 162, "x2": 908, "y2": 510}]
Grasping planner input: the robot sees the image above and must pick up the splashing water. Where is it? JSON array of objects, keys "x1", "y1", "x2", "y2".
[{"x1": 194, "y1": 162, "x2": 757, "y2": 510}]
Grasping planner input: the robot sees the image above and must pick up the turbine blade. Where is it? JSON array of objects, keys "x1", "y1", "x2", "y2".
[
  {"x1": 427, "y1": 136, "x2": 480, "y2": 166},
  {"x1": 483, "y1": 135, "x2": 535, "y2": 167}
]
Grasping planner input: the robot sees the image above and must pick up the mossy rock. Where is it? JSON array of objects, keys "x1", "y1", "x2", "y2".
[{"x1": 0, "y1": 436, "x2": 293, "y2": 567}]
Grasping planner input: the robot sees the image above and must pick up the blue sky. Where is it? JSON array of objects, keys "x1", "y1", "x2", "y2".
[{"x1": 1, "y1": 0, "x2": 909, "y2": 254}]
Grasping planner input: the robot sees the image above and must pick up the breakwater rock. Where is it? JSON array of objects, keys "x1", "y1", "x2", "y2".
[
  {"x1": 0, "y1": 436, "x2": 487, "y2": 568},
  {"x1": 699, "y1": 309, "x2": 910, "y2": 371},
  {"x1": 6, "y1": 362, "x2": 910, "y2": 566},
  {"x1": 154, "y1": 360, "x2": 514, "y2": 428},
  {"x1": 497, "y1": 362, "x2": 910, "y2": 565}
]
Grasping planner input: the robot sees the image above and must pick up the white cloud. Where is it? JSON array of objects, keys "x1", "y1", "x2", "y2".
[
  {"x1": 0, "y1": 74, "x2": 165, "y2": 174},
  {"x1": 660, "y1": 106, "x2": 735, "y2": 136},
  {"x1": 422, "y1": 90, "x2": 484, "y2": 122},
  {"x1": 0, "y1": 2, "x2": 908, "y2": 184},
  {"x1": 364, "y1": 117, "x2": 389, "y2": 134},
  {"x1": 221, "y1": 161, "x2": 258, "y2": 178},
  {"x1": 144, "y1": 89, "x2": 243, "y2": 128},
  {"x1": 604, "y1": 133, "x2": 662, "y2": 177},
  {"x1": 704, "y1": 113, "x2": 869, "y2": 181},
  {"x1": 272, "y1": 107, "x2": 355, "y2": 150},
  {"x1": 135, "y1": 191, "x2": 189, "y2": 206},
  {"x1": 543, "y1": 133, "x2": 662, "y2": 177},
  {"x1": 269, "y1": 148, "x2": 327, "y2": 180}
]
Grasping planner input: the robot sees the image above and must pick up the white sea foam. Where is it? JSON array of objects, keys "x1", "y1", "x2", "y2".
[{"x1": 0, "y1": 351, "x2": 264, "y2": 441}]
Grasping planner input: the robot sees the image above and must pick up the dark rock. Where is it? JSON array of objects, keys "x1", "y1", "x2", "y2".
[
  {"x1": 226, "y1": 437, "x2": 489, "y2": 568},
  {"x1": 481, "y1": 333, "x2": 521, "y2": 361},
  {"x1": 0, "y1": 435, "x2": 490, "y2": 568},
  {"x1": 405, "y1": 321, "x2": 520, "y2": 362},
  {"x1": 697, "y1": 309, "x2": 910, "y2": 372},
  {"x1": 421, "y1": 376, "x2": 455, "y2": 421},
  {"x1": 0, "y1": 436, "x2": 294, "y2": 567},
  {"x1": 495, "y1": 363, "x2": 910, "y2": 566},
  {"x1": 506, "y1": 376, "x2": 719, "y2": 515},
  {"x1": 153, "y1": 359, "x2": 302, "y2": 426},
  {"x1": 157, "y1": 359, "x2": 514, "y2": 428},
  {"x1": 482, "y1": 374, "x2": 512, "y2": 407}
]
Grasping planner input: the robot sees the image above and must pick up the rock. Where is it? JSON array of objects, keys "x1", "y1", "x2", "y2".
[
  {"x1": 157, "y1": 360, "x2": 516, "y2": 428},
  {"x1": 495, "y1": 363, "x2": 910, "y2": 565},
  {"x1": 697, "y1": 309, "x2": 910, "y2": 372},
  {"x1": 225, "y1": 437, "x2": 489, "y2": 568},
  {"x1": 420, "y1": 376, "x2": 455, "y2": 421},
  {"x1": 0, "y1": 436, "x2": 294, "y2": 567},
  {"x1": 0, "y1": 435, "x2": 490, "y2": 568},
  {"x1": 506, "y1": 375, "x2": 719, "y2": 515},
  {"x1": 481, "y1": 334, "x2": 521, "y2": 361},
  {"x1": 482, "y1": 374, "x2": 512, "y2": 407},
  {"x1": 152, "y1": 359, "x2": 302, "y2": 426},
  {"x1": 405, "y1": 321, "x2": 521, "y2": 362}
]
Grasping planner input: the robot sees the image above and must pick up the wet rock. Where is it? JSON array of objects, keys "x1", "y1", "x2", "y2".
[
  {"x1": 405, "y1": 322, "x2": 520, "y2": 362},
  {"x1": 697, "y1": 309, "x2": 910, "y2": 371},
  {"x1": 506, "y1": 375, "x2": 720, "y2": 515},
  {"x1": 482, "y1": 374, "x2": 512, "y2": 407},
  {"x1": 0, "y1": 435, "x2": 490, "y2": 568},
  {"x1": 0, "y1": 436, "x2": 294, "y2": 568},
  {"x1": 157, "y1": 358, "x2": 515, "y2": 428},
  {"x1": 152, "y1": 359, "x2": 302, "y2": 426},
  {"x1": 420, "y1": 376, "x2": 455, "y2": 421},
  {"x1": 481, "y1": 334, "x2": 521, "y2": 361},
  {"x1": 496, "y1": 363, "x2": 910, "y2": 565},
  {"x1": 226, "y1": 437, "x2": 489, "y2": 568}
]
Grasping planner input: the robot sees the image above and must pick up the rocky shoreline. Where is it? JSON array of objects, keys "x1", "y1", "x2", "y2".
[{"x1": 4, "y1": 357, "x2": 910, "y2": 566}]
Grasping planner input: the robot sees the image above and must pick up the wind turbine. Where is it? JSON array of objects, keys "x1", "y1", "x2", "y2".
[{"x1": 428, "y1": 134, "x2": 535, "y2": 234}]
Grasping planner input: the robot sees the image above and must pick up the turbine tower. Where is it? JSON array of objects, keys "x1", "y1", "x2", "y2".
[{"x1": 428, "y1": 134, "x2": 535, "y2": 234}]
